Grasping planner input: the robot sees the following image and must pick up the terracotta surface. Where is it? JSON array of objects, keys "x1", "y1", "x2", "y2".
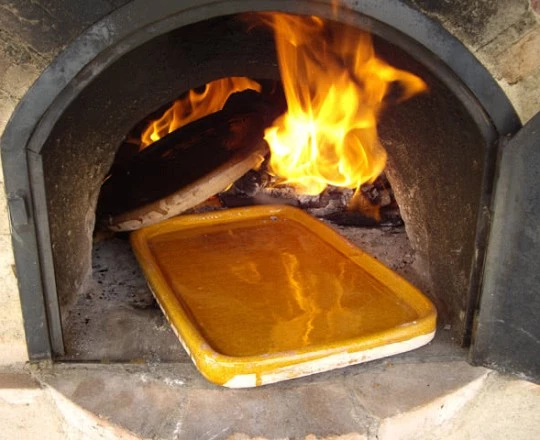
[{"x1": 131, "y1": 205, "x2": 436, "y2": 386}]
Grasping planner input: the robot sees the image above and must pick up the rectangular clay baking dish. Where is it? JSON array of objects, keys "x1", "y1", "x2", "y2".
[{"x1": 130, "y1": 205, "x2": 436, "y2": 387}]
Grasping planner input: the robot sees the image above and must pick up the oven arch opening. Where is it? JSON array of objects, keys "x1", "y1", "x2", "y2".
[{"x1": 0, "y1": 0, "x2": 520, "y2": 361}]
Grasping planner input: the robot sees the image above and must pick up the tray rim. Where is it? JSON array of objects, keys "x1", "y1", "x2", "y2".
[{"x1": 130, "y1": 205, "x2": 437, "y2": 386}]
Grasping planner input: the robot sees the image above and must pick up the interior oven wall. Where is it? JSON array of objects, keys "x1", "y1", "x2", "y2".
[
  {"x1": 41, "y1": 15, "x2": 487, "y2": 343},
  {"x1": 40, "y1": 16, "x2": 280, "y2": 320}
]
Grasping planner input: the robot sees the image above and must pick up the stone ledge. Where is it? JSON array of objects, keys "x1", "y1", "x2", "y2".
[
  {"x1": 0, "y1": 371, "x2": 66, "y2": 439},
  {"x1": 376, "y1": 371, "x2": 486, "y2": 440},
  {"x1": 425, "y1": 373, "x2": 540, "y2": 439},
  {"x1": 30, "y1": 360, "x2": 489, "y2": 440},
  {"x1": 0, "y1": 361, "x2": 538, "y2": 439}
]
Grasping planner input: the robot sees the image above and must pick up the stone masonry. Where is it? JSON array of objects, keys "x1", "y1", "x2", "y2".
[{"x1": 0, "y1": 0, "x2": 539, "y2": 366}]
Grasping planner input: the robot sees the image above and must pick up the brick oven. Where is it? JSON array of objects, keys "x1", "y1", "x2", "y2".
[{"x1": 0, "y1": 0, "x2": 539, "y2": 386}]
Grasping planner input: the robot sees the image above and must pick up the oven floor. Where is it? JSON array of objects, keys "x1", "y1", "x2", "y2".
[{"x1": 61, "y1": 223, "x2": 435, "y2": 362}]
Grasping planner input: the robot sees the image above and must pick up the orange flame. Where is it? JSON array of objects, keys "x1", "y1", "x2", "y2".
[
  {"x1": 262, "y1": 13, "x2": 427, "y2": 195},
  {"x1": 140, "y1": 77, "x2": 261, "y2": 148}
]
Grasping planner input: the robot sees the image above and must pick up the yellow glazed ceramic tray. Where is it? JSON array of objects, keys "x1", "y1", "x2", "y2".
[{"x1": 130, "y1": 205, "x2": 436, "y2": 387}]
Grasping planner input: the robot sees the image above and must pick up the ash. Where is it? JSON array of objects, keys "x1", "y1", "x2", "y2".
[
  {"x1": 62, "y1": 237, "x2": 188, "y2": 362},
  {"x1": 215, "y1": 169, "x2": 403, "y2": 228},
  {"x1": 62, "y1": 219, "x2": 423, "y2": 362}
]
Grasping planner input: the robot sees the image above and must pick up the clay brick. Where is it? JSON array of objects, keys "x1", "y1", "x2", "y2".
[
  {"x1": 0, "y1": 233, "x2": 26, "y2": 365},
  {"x1": 0, "y1": 164, "x2": 9, "y2": 235},
  {"x1": 498, "y1": 28, "x2": 540, "y2": 84}
]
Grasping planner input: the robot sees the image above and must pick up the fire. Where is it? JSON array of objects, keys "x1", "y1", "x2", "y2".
[
  {"x1": 261, "y1": 13, "x2": 427, "y2": 195},
  {"x1": 140, "y1": 77, "x2": 261, "y2": 148}
]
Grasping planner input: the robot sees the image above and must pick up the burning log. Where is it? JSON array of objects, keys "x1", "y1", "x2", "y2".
[
  {"x1": 97, "y1": 90, "x2": 283, "y2": 231},
  {"x1": 217, "y1": 166, "x2": 403, "y2": 228}
]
